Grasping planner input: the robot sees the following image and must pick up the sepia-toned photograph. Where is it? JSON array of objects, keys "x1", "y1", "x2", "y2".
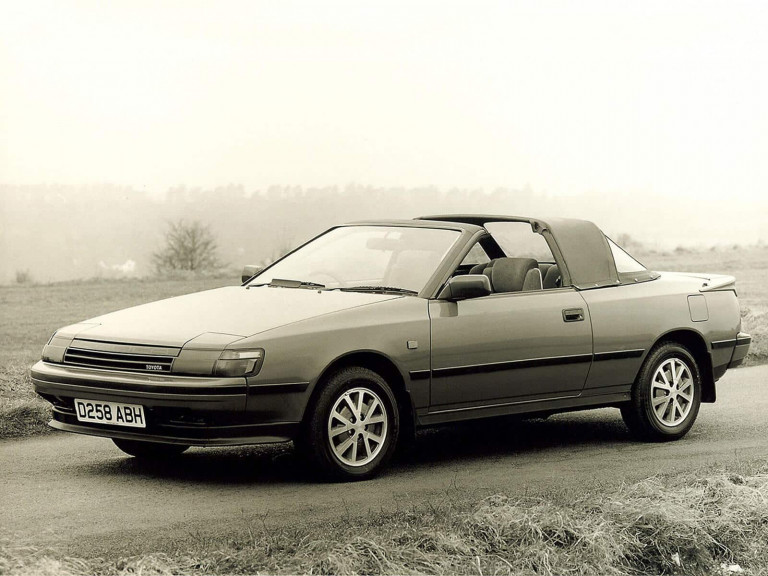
[{"x1": 1, "y1": 1, "x2": 766, "y2": 574}]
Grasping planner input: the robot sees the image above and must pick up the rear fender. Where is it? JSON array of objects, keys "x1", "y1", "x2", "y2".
[{"x1": 644, "y1": 329, "x2": 716, "y2": 403}]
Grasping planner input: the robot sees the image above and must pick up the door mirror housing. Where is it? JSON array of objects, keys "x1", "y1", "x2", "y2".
[
  {"x1": 437, "y1": 274, "x2": 492, "y2": 301},
  {"x1": 241, "y1": 265, "x2": 261, "y2": 284}
]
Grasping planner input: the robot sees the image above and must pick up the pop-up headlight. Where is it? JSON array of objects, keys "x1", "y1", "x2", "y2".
[{"x1": 213, "y1": 349, "x2": 265, "y2": 377}]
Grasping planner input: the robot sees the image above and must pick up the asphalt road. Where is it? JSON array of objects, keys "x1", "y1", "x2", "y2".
[{"x1": 2, "y1": 365, "x2": 766, "y2": 559}]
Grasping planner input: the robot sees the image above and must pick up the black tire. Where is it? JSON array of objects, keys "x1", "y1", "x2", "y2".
[
  {"x1": 112, "y1": 438, "x2": 190, "y2": 458},
  {"x1": 301, "y1": 366, "x2": 399, "y2": 481},
  {"x1": 621, "y1": 341, "x2": 702, "y2": 441}
]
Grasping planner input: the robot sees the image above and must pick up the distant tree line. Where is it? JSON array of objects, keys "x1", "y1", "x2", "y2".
[{"x1": 2, "y1": 182, "x2": 749, "y2": 283}]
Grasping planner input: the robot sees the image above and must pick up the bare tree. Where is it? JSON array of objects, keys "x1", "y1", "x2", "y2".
[{"x1": 153, "y1": 220, "x2": 218, "y2": 273}]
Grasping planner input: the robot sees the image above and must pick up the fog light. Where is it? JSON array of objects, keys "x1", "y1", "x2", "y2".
[{"x1": 213, "y1": 349, "x2": 264, "y2": 377}]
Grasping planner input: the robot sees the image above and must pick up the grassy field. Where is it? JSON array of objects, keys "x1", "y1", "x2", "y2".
[
  {"x1": 0, "y1": 276, "x2": 235, "y2": 367},
  {"x1": 2, "y1": 460, "x2": 767, "y2": 575},
  {"x1": 1, "y1": 246, "x2": 767, "y2": 439}
]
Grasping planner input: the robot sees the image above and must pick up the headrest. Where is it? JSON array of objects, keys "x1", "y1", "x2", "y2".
[
  {"x1": 469, "y1": 261, "x2": 491, "y2": 275},
  {"x1": 523, "y1": 268, "x2": 543, "y2": 291},
  {"x1": 490, "y1": 258, "x2": 538, "y2": 292}
]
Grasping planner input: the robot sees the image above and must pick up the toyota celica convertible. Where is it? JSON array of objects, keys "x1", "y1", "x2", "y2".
[{"x1": 32, "y1": 215, "x2": 751, "y2": 480}]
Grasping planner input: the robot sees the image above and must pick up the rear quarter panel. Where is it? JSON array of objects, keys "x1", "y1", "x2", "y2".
[{"x1": 580, "y1": 274, "x2": 740, "y2": 393}]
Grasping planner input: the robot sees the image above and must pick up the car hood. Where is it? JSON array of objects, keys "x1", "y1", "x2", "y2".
[{"x1": 64, "y1": 286, "x2": 401, "y2": 348}]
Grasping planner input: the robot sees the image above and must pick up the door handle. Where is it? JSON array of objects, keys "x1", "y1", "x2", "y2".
[{"x1": 562, "y1": 308, "x2": 584, "y2": 322}]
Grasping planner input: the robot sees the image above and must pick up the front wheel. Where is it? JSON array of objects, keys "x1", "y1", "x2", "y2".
[
  {"x1": 302, "y1": 366, "x2": 399, "y2": 481},
  {"x1": 621, "y1": 341, "x2": 702, "y2": 441},
  {"x1": 112, "y1": 438, "x2": 190, "y2": 458}
]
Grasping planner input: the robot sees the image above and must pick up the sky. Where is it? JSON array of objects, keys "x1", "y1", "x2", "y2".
[{"x1": 2, "y1": 0, "x2": 768, "y2": 206}]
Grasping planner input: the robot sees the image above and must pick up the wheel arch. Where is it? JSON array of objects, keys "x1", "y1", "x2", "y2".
[
  {"x1": 644, "y1": 328, "x2": 715, "y2": 403},
  {"x1": 303, "y1": 350, "x2": 416, "y2": 431}
]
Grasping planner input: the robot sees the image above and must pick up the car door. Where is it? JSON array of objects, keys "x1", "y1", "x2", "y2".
[{"x1": 428, "y1": 288, "x2": 593, "y2": 410}]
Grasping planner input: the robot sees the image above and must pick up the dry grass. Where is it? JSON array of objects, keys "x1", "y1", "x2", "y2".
[
  {"x1": 0, "y1": 364, "x2": 52, "y2": 439},
  {"x1": 2, "y1": 463, "x2": 767, "y2": 575},
  {"x1": 0, "y1": 541, "x2": 92, "y2": 576},
  {"x1": 740, "y1": 306, "x2": 768, "y2": 366}
]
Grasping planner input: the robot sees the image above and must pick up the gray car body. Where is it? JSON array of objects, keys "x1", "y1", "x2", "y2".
[{"x1": 32, "y1": 215, "x2": 751, "y2": 446}]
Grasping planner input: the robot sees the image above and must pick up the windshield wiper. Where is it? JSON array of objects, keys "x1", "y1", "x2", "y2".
[
  {"x1": 266, "y1": 278, "x2": 326, "y2": 289},
  {"x1": 338, "y1": 286, "x2": 417, "y2": 295}
]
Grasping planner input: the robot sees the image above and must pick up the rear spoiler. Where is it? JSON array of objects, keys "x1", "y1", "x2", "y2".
[
  {"x1": 699, "y1": 274, "x2": 737, "y2": 293},
  {"x1": 657, "y1": 271, "x2": 737, "y2": 294}
]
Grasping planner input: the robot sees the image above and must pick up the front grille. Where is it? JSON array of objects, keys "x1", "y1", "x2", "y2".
[{"x1": 62, "y1": 339, "x2": 180, "y2": 373}]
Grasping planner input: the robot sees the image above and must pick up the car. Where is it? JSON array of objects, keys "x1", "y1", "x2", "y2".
[{"x1": 32, "y1": 215, "x2": 751, "y2": 480}]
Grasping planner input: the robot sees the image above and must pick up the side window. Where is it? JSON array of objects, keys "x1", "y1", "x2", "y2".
[{"x1": 607, "y1": 237, "x2": 647, "y2": 274}]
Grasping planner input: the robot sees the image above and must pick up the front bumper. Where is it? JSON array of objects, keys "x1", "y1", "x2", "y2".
[{"x1": 31, "y1": 361, "x2": 298, "y2": 445}]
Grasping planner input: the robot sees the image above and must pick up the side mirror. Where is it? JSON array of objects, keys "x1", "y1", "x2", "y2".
[
  {"x1": 241, "y1": 265, "x2": 261, "y2": 284},
  {"x1": 437, "y1": 274, "x2": 492, "y2": 301}
]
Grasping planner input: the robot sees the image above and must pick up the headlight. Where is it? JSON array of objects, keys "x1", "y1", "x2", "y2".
[
  {"x1": 42, "y1": 331, "x2": 70, "y2": 363},
  {"x1": 41, "y1": 331, "x2": 57, "y2": 358},
  {"x1": 213, "y1": 348, "x2": 265, "y2": 377}
]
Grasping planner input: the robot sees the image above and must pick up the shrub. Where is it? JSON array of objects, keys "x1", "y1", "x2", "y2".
[{"x1": 14, "y1": 270, "x2": 33, "y2": 285}]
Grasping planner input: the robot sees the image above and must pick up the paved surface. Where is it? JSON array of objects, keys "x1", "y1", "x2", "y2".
[{"x1": 2, "y1": 365, "x2": 766, "y2": 558}]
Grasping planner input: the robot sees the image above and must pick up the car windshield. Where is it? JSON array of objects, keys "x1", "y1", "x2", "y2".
[{"x1": 250, "y1": 225, "x2": 461, "y2": 293}]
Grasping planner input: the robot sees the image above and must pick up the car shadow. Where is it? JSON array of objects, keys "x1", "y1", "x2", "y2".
[
  {"x1": 77, "y1": 409, "x2": 635, "y2": 484},
  {"x1": 84, "y1": 441, "x2": 312, "y2": 485},
  {"x1": 396, "y1": 411, "x2": 634, "y2": 469}
]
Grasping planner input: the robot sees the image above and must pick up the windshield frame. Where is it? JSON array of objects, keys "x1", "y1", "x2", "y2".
[{"x1": 246, "y1": 222, "x2": 472, "y2": 298}]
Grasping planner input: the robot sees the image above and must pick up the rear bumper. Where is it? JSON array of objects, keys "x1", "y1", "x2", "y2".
[
  {"x1": 31, "y1": 361, "x2": 298, "y2": 445},
  {"x1": 728, "y1": 332, "x2": 752, "y2": 369},
  {"x1": 711, "y1": 332, "x2": 752, "y2": 380}
]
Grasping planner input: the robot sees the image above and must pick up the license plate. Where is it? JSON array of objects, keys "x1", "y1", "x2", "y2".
[{"x1": 74, "y1": 399, "x2": 146, "y2": 428}]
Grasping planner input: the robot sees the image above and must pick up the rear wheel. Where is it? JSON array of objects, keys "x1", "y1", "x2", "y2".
[
  {"x1": 112, "y1": 438, "x2": 189, "y2": 458},
  {"x1": 302, "y1": 366, "x2": 399, "y2": 481},
  {"x1": 621, "y1": 341, "x2": 702, "y2": 441}
]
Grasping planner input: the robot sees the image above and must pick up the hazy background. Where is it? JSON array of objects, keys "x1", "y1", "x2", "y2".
[{"x1": 1, "y1": 0, "x2": 767, "y2": 283}]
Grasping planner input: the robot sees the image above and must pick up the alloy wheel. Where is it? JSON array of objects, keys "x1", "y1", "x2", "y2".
[
  {"x1": 650, "y1": 357, "x2": 694, "y2": 427},
  {"x1": 327, "y1": 387, "x2": 388, "y2": 467}
]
